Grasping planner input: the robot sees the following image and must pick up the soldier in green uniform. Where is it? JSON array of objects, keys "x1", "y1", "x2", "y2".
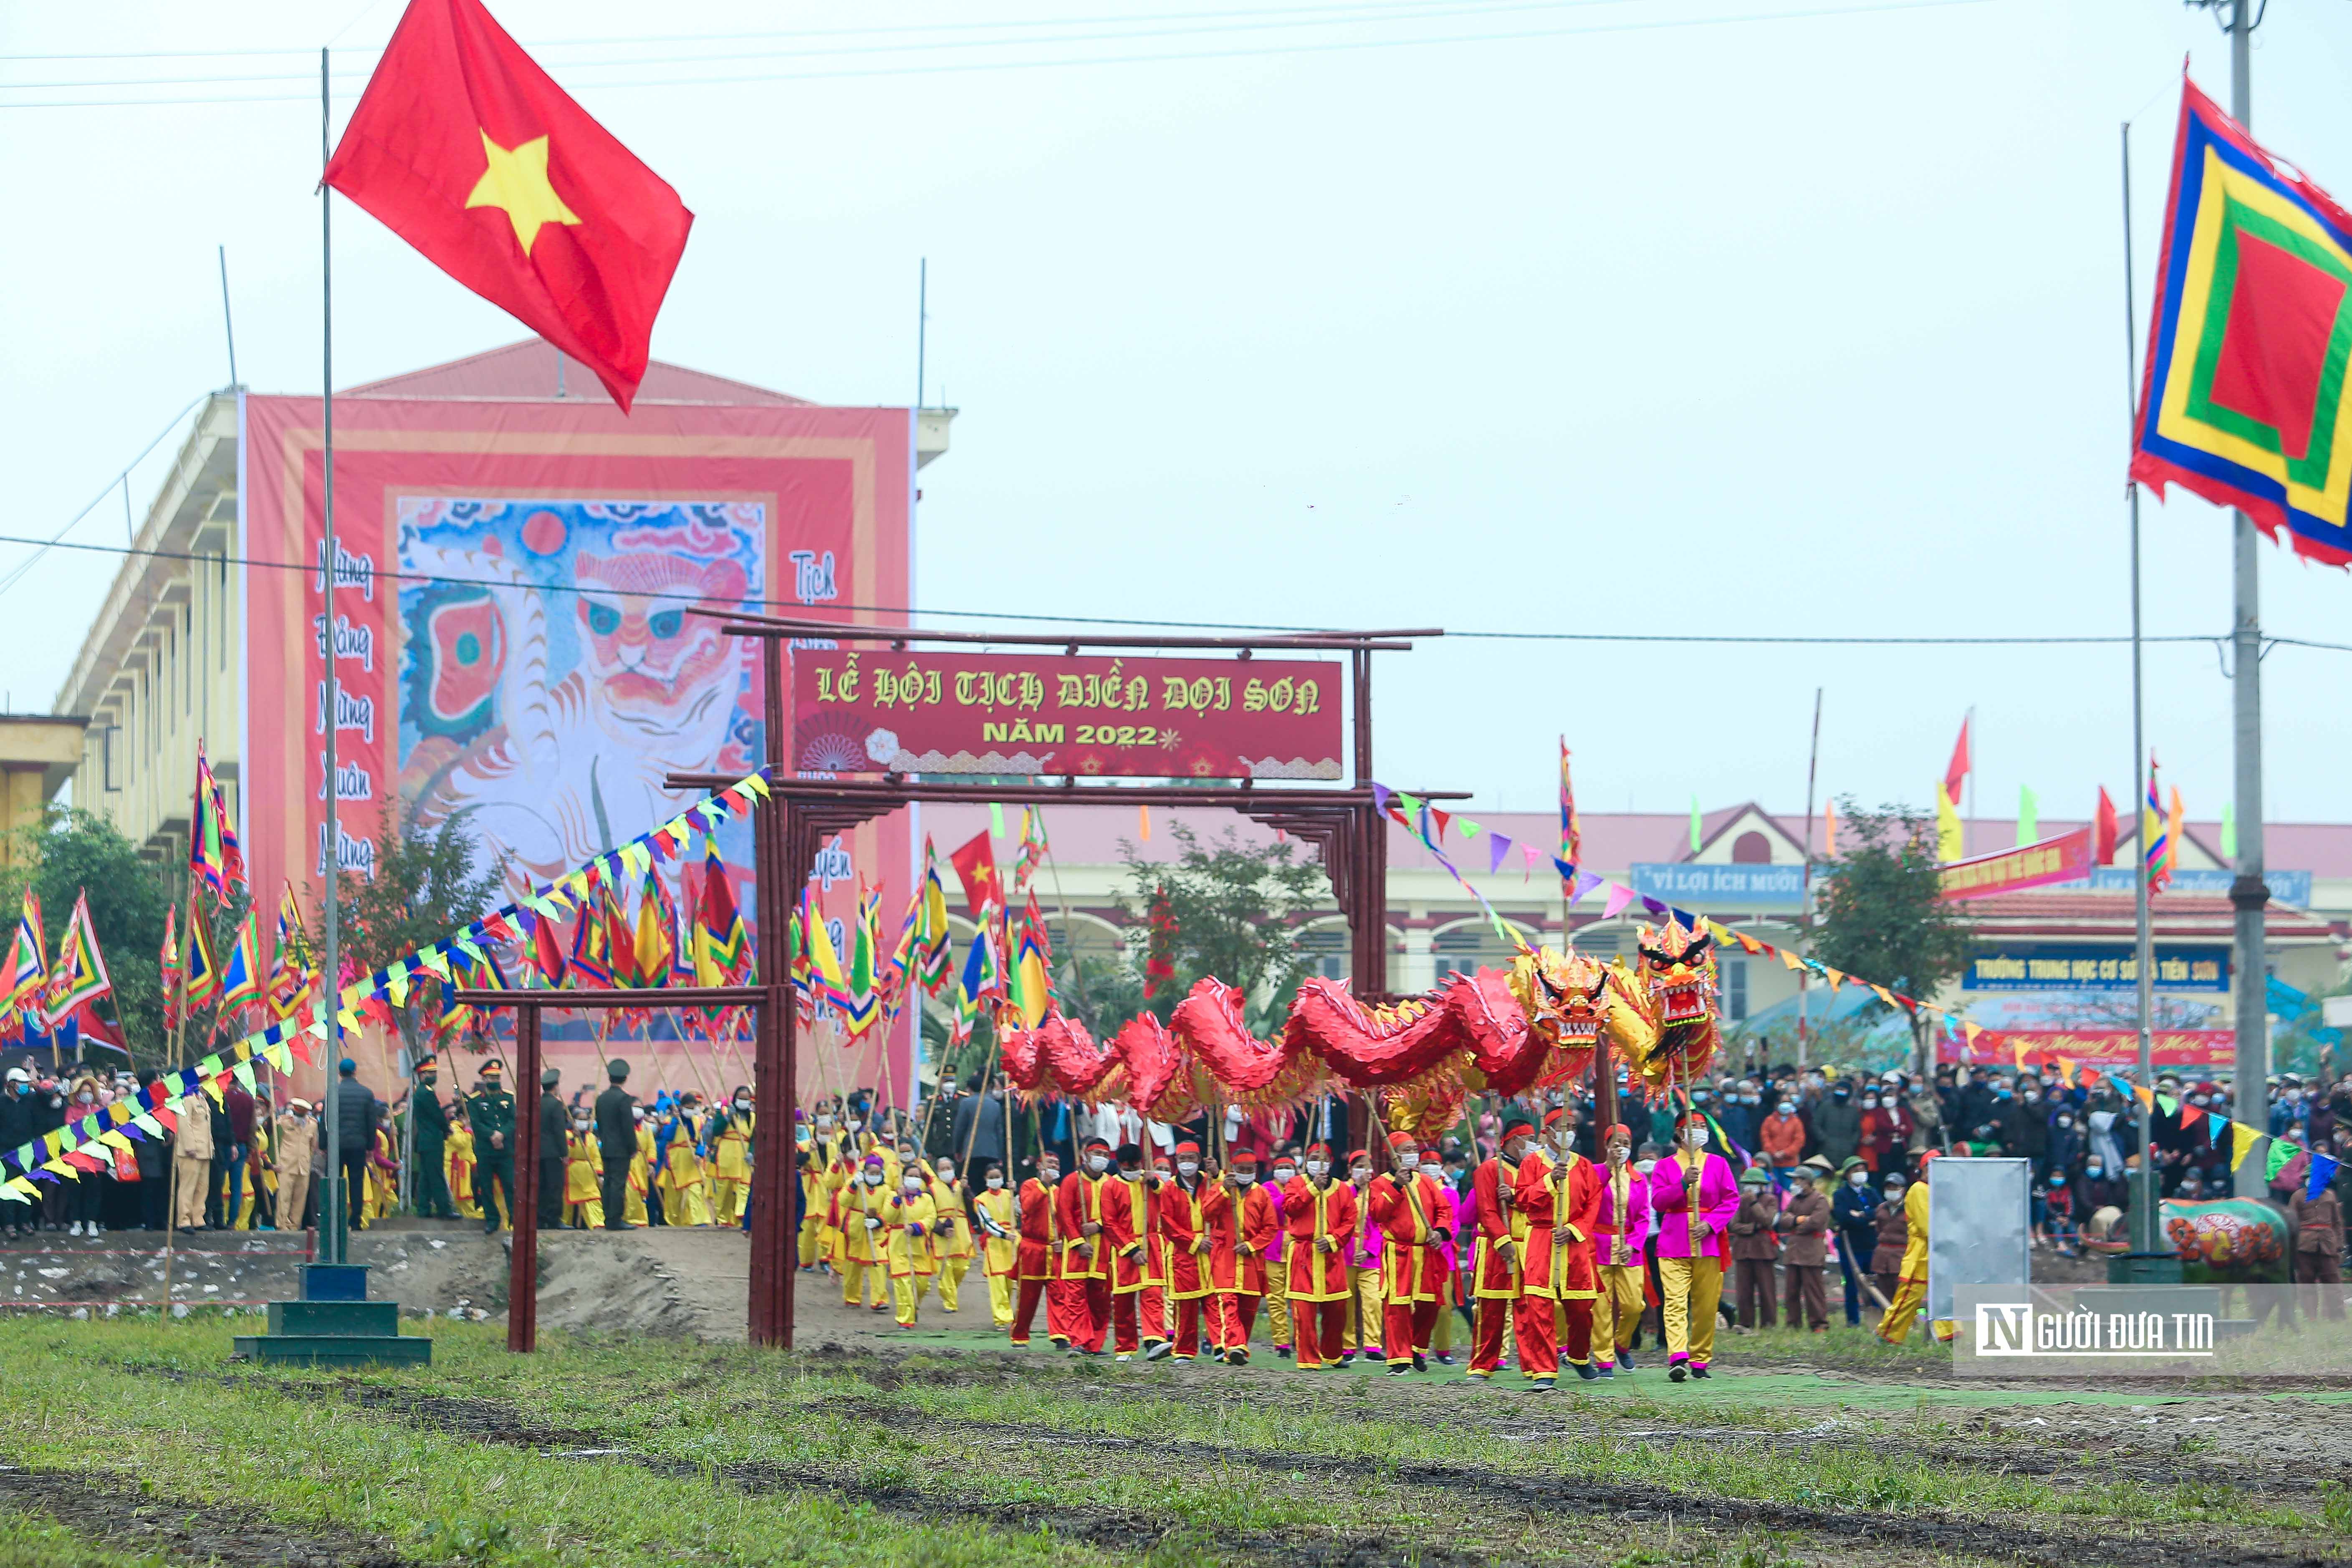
[
  {"x1": 410, "y1": 1055, "x2": 457, "y2": 1219},
  {"x1": 467, "y1": 1060, "x2": 517, "y2": 1235}
]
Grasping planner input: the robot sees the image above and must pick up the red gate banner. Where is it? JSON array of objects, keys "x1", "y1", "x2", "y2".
[
  {"x1": 791, "y1": 650, "x2": 1344, "y2": 780},
  {"x1": 1938, "y1": 827, "x2": 2094, "y2": 901}
]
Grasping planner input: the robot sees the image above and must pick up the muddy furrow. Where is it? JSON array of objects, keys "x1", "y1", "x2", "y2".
[
  {"x1": 0, "y1": 1462, "x2": 409, "y2": 1567},
  {"x1": 227, "y1": 1373, "x2": 2344, "y2": 1568}
]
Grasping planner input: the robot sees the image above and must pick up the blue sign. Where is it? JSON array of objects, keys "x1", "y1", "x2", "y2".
[
  {"x1": 1966, "y1": 944, "x2": 2230, "y2": 993},
  {"x1": 1629, "y1": 862, "x2": 1810, "y2": 909}
]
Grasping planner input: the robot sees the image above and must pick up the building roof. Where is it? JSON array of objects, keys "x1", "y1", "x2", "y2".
[{"x1": 340, "y1": 339, "x2": 812, "y2": 406}]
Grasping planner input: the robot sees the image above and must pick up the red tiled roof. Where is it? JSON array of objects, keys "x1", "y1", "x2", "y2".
[
  {"x1": 1959, "y1": 892, "x2": 2336, "y2": 942},
  {"x1": 342, "y1": 340, "x2": 811, "y2": 406}
]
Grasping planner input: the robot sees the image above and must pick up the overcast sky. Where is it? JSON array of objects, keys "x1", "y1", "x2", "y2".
[{"x1": 5, "y1": 0, "x2": 2350, "y2": 837}]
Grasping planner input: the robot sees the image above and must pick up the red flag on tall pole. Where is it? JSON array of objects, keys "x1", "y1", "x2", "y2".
[
  {"x1": 1943, "y1": 717, "x2": 1971, "y2": 809},
  {"x1": 2094, "y1": 785, "x2": 2120, "y2": 867},
  {"x1": 948, "y1": 831, "x2": 1005, "y2": 920},
  {"x1": 321, "y1": 0, "x2": 693, "y2": 411}
]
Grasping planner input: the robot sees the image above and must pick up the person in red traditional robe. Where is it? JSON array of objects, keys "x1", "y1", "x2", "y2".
[
  {"x1": 1051, "y1": 1137, "x2": 1114, "y2": 1354},
  {"x1": 1010, "y1": 1149, "x2": 1062, "y2": 1348},
  {"x1": 1365, "y1": 1130, "x2": 1449, "y2": 1374},
  {"x1": 1282, "y1": 1140, "x2": 1356, "y2": 1369},
  {"x1": 1103, "y1": 1143, "x2": 1172, "y2": 1361},
  {"x1": 1213, "y1": 1149, "x2": 1277, "y2": 1365},
  {"x1": 1467, "y1": 1110, "x2": 1536, "y2": 1380},
  {"x1": 1158, "y1": 1139, "x2": 1234, "y2": 1361},
  {"x1": 1515, "y1": 1103, "x2": 1605, "y2": 1388}
]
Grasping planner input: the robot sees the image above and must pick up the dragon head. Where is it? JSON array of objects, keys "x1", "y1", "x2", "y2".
[
  {"x1": 1508, "y1": 947, "x2": 1610, "y2": 1052},
  {"x1": 1637, "y1": 917, "x2": 1718, "y2": 1028}
]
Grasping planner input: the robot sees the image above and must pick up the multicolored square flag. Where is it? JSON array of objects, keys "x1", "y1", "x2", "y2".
[{"x1": 2133, "y1": 77, "x2": 2352, "y2": 565}]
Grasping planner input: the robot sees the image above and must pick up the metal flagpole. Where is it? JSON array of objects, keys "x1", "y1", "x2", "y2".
[
  {"x1": 2124, "y1": 119, "x2": 2159, "y2": 1255},
  {"x1": 1797, "y1": 687, "x2": 1821, "y2": 1070},
  {"x1": 2222, "y1": 0, "x2": 2271, "y2": 1198},
  {"x1": 318, "y1": 45, "x2": 346, "y2": 1266}
]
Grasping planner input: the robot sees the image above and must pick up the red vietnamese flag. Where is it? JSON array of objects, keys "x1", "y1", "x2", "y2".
[
  {"x1": 948, "y1": 831, "x2": 1004, "y2": 920},
  {"x1": 322, "y1": 0, "x2": 692, "y2": 411},
  {"x1": 1942, "y1": 717, "x2": 1970, "y2": 808}
]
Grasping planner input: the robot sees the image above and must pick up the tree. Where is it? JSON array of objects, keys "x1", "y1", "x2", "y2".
[
  {"x1": 0, "y1": 807, "x2": 172, "y2": 1061},
  {"x1": 1809, "y1": 799, "x2": 1976, "y2": 1078},
  {"x1": 314, "y1": 805, "x2": 507, "y2": 1068},
  {"x1": 1116, "y1": 823, "x2": 1329, "y2": 1035}
]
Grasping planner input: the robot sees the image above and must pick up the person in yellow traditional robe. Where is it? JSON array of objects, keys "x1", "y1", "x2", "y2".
[
  {"x1": 626, "y1": 1109, "x2": 653, "y2": 1226},
  {"x1": 973, "y1": 1160, "x2": 1019, "y2": 1329},
  {"x1": 927, "y1": 1157, "x2": 973, "y2": 1313},
  {"x1": 884, "y1": 1168, "x2": 939, "y2": 1328},
  {"x1": 708, "y1": 1088, "x2": 754, "y2": 1229},
  {"x1": 657, "y1": 1103, "x2": 714, "y2": 1227},
  {"x1": 446, "y1": 1122, "x2": 482, "y2": 1221},
  {"x1": 841, "y1": 1153, "x2": 892, "y2": 1311},
  {"x1": 564, "y1": 1116, "x2": 606, "y2": 1228}
]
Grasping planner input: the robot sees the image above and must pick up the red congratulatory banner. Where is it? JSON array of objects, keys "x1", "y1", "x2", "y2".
[
  {"x1": 791, "y1": 650, "x2": 1344, "y2": 780},
  {"x1": 1940, "y1": 1030, "x2": 2237, "y2": 1069},
  {"x1": 1938, "y1": 827, "x2": 2094, "y2": 901}
]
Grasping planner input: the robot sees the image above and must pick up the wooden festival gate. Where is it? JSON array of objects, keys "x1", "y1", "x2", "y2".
[{"x1": 464, "y1": 614, "x2": 1442, "y2": 1349}]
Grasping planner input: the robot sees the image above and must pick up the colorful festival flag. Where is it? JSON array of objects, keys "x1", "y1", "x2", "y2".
[
  {"x1": 1013, "y1": 808, "x2": 1049, "y2": 894},
  {"x1": 566, "y1": 899, "x2": 613, "y2": 988},
  {"x1": 1010, "y1": 893, "x2": 1053, "y2": 1030},
  {"x1": 182, "y1": 896, "x2": 221, "y2": 1010},
  {"x1": 529, "y1": 908, "x2": 569, "y2": 987},
  {"x1": 159, "y1": 905, "x2": 181, "y2": 1030},
  {"x1": 4, "y1": 891, "x2": 45, "y2": 1021},
  {"x1": 1935, "y1": 784, "x2": 1963, "y2": 864},
  {"x1": 189, "y1": 740, "x2": 246, "y2": 901},
  {"x1": 2132, "y1": 77, "x2": 2352, "y2": 565},
  {"x1": 601, "y1": 880, "x2": 639, "y2": 989},
  {"x1": 632, "y1": 868, "x2": 673, "y2": 988},
  {"x1": 322, "y1": 0, "x2": 694, "y2": 411},
  {"x1": 916, "y1": 838, "x2": 953, "y2": 995},
  {"x1": 2094, "y1": 785, "x2": 2120, "y2": 866},
  {"x1": 843, "y1": 889, "x2": 884, "y2": 1038},
  {"x1": 2144, "y1": 757, "x2": 2177, "y2": 895},
  {"x1": 216, "y1": 912, "x2": 265, "y2": 1018},
  {"x1": 43, "y1": 893, "x2": 112, "y2": 1027},
  {"x1": 1557, "y1": 738, "x2": 1581, "y2": 884},
  {"x1": 265, "y1": 885, "x2": 316, "y2": 1021},
  {"x1": 694, "y1": 844, "x2": 750, "y2": 986}
]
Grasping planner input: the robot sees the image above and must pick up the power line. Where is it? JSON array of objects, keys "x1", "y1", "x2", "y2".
[
  {"x1": 0, "y1": 527, "x2": 2332, "y2": 653},
  {"x1": 0, "y1": 0, "x2": 1986, "y2": 109}
]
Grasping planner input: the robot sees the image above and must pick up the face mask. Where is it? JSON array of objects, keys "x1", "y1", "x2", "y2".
[
  {"x1": 1833, "y1": 1090, "x2": 1849, "y2": 1101},
  {"x1": 847, "y1": 1121, "x2": 864, "y2": 1134},
  {"x1": 1419, "y1": 1162, "x2": 1442, "y2": 1178},
  {"x1": 902, "y1": 1177, "x2": 924, "y2": 1194},
  {"x1": 1350, "y1": 1167, "x2": 1372, "y2": 1184},
  {"x1": 1691, "y1": 1091, "x2": 1709, "y2": 1103},
  {"x1": 1273, "y1": 1169, "x2": 1296, "y2": 1184},
  {"x1": 76, "y1": 1092, "x2": 93, "y2": 1105},
  {"x1": 1886, "y1": 1188, "x2": 1904, "y2": 1200},
  {"x1": 1306, "y1": 1160, "x2": 1330, "y2": 1179},
  {"x1": 2051, "y1": 1175, "x2": 2067, "y2": 1186},
  {"x1": 2058, "y1": 1116, "x2": 2073, "y2": 1128},
  {"x1": 735, "y1": 1098, "x2": 751, "y2": 1110},
  {"x1": 1235, "y1": 1172, "x2": 1257, "y2": 1186},
  {"x1": 1122, "y1": 1167, "x2": 1144, "y2": 1182},
  {"x1": 816, "y1": 1116, "x2": 836, "y2": 1130},
  {"x1": 1684, "y1": 1128, "x2": 1708, "y2": 1149},
  {"x1": 864, "y1": 1171, "x2": 884, "y2": 1186},
  {"x1": 1177, "y1": 1161, "x2": 1198, "y2": 1177},
  {"x1": 1862, "y1": 1098, "x2": 1879, "y2": 1110},
  {"x1": 985, "y1": 1175, "x2": 1003, "y2": 1189},
  {"x1": 2086, "y1": 1165, "x2": 2102, "y2": 1177},
  {"x1": 1849, "y1": 1171, "x2": 1868, "y2": 1186},
  {"x1": 573, "y1": 1119, "x2": 589, "y2": 1131},
  {"x1": 2024, "y1": 1093, "x2": 2040, "y2": 1103},
  {"x1": 1087, "y1": 1155, "x2": 1109, "y2": 1174},
  {"x1": 1777, "y1": 1102, "x2": 1794, "y2": 1116},
  {"x1": 1635, "y1": 1159, "x2": 1656, "y2": 1176}
]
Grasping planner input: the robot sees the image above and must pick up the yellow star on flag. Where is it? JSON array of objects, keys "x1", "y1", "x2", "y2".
[{"x1": 465, "y1": 131, "x2": 581, "y2": 255}]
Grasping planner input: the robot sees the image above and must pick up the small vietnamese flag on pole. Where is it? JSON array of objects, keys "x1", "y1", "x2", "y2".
[{"x1": 323, "y1": 0, "x2": 693, "y2": 411}]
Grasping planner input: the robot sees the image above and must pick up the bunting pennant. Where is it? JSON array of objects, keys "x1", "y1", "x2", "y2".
[{"x1": 2230, "y1": 1121, "x2": 2262, "y2": 1171}]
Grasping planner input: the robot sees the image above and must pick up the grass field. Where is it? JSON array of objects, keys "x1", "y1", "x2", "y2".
[{"x1": 0, "y1": 1314, "x2": 2345, "y2": 1567}]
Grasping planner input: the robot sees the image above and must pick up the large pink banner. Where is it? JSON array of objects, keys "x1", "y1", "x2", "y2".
[
  {"x1": 1938, "y1": 828, "x2": 2094, "y2": 902},
  {"x1": 241, "y1": 391, "x2": 915, "y2": 1101}
]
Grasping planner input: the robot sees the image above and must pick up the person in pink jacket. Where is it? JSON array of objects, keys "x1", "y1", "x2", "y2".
[
  {"x1": 1588, "y1": 1122, "x2": 1652, "y2": 1377},
  {"x1": 1647, "y1": 1109, "x2": 1740, "y2": 1381}
]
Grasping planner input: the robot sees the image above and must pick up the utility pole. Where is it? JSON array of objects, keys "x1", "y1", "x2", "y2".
[{"x1": 2211, "y1": 0, "x2": 2269, "y2": 1196}]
